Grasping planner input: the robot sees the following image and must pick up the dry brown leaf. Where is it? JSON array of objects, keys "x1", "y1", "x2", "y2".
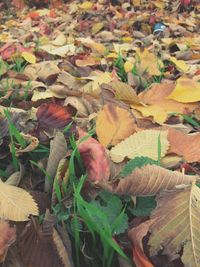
[
  {"x1": 110, "y1": 130, "x2": 169, "y2": 163},
  {"x1": 96, "y1": 104, "x2": 136, "y2": 147},
  {"x1": 15, "y1": 134, "x2": 39, "y2": 156},
  {"x1": 45, "y1": 131, "x2": 68, "y2": 192},
  {"x1": 53, "y1": 228, "x2": 74, "y2": 267},
  {"x1": 24, "y1": 61, "x2": 60, "y2": 83},
  {"x1": 168, "y1": 128, "x2": 200, "y2": 163},
  {"x1": 0, "y1": 220, "x2": 16, "y2": 263},
  {"x1": 148, "y1": 183, "x2": 200, "y2": 267},
  {"x1": 109, "y1": 81, "x2": 140, "y2": 105},
  {"x1": 128, "y1": 220, "x2": 154, "y2": 267},
  {"x1": 17, "y1": 215, "x2": 63, "y2": 267},
  {"x1": 105, "y1": 165, "x2": 197, "y2": 196},
  {"x1": 0, "y1": 179, "x2": 38, "y2": 221}
]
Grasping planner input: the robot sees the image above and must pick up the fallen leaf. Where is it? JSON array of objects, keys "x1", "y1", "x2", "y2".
[
  {"x1": 0, "y1": 179, "x2": 38, "y2": 221},
  {"x1": 36, "y1": 103, "x2": 73, "y2": 130},
  {"x1": 167, "y1": 77, "x2": 200, "y2": 103},
  {"x1": 148, "y1": 183, "x2": 200, "y2": 267},
  {"x1": 168, "y1": 128, "x2": 200, "y2": 163},
  {"x1": 21, "y1": 52, "x2": 36, "y2": 64},
  {"x1": 53, "y1": 228, "x2": 74, "y2": 267},
  {"x1": 128, "y1": 220, "x2": 154, "y2": 267},
  {"x1": 0, "y1": 220, "x2": 16, "y2": 263},
  {"x1": 109, "y1": 81, "x2": 140, "y2": 105},
  {"x1": 96, "y1": 104, "x2": 136, "y2": 147},
  {"x1": 45, "y1": 131, "x2": 68, "y2": 192},
  {"x1": 106, "y1": 164, "x2": 196, "y2": 196},
  {"x1": 110, "y1": 130, "x2": 169, "y2": 163},
  {"x1": 15, "y1": 134, "x2": 39, "y2": 156},
  {"x1": 169, "y1": 56, "x2": 189, "y2": 73},
  {"x1": 77, "y1": 128, "x2": 110, "y2": 182},
  {"x1": 136, "y1": 48, "x2": 163, "y2": 76}
]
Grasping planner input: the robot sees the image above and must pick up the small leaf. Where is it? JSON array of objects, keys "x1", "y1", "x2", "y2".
[{"x1": 21, "y1": 52, "x2": 36, "y2": 64}]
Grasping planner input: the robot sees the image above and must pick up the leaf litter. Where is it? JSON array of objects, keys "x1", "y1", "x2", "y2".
[{"x1": 0, "y1": 0, "x2": 199, "y2": 267}]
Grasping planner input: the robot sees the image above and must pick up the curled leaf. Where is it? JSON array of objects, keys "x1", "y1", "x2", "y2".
[{"x1": 78, "y1": 128, "x2": 110, "y2": 182}]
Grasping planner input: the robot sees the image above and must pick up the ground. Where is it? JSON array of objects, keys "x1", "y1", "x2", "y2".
[{"x1": 0, "y1": 1, "x2": 200, "y2": 267}]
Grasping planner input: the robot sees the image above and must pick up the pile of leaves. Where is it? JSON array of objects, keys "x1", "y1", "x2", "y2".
[{"x1": 0, "y1": 0, "x2": 200, "y2": 266}]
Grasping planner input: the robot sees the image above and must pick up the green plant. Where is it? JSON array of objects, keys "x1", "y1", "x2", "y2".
[
  {"x1": 12, "y1": 58, "x2": 27, "y2": 73},
  {"x1": 114, "y1": 53, "x2": 127, "y2": 83},
  {"x1": 4, "y1": 109, "x2": 26, "y2": 170}
]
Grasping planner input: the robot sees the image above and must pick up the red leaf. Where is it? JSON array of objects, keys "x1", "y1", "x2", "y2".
[
  {"x1": 180, "y1": 0, "x2": 191, "y2": 5},
  {"x1": 0, "y1": 220, "x2": 16, "y2": 263},
  {"x1": 77, "y1": 128, "x2": 110, "y2": 182},
  {"x1": 36, "y1": 103, "x2": 73, "y2": 130}
]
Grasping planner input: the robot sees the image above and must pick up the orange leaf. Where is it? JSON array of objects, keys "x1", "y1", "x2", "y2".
[
  {"x1": 96, "y1": 104, "x2": 136, "y2": 147},
  {"x1": 168, "y1": 128, "x2": 200, "y2": 163},
  {"x1": 128, "y1": 220, "x2": 154, "y2": 267}
]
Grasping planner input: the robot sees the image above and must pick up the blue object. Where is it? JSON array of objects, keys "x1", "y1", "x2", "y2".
[{"x1": 153, "y1": 23, "x2": 166, "y2": 34}]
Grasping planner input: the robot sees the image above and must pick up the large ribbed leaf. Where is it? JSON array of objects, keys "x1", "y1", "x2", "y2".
[
  {"x1": 0, "y1": 180, "x2": 38, "y2": 221},
  {"x1": 106, "y1": 165, "x2": 197, "y2": 196},
  {"x1": 149, "y1": 183, "x2": 200, "y2": 267}
]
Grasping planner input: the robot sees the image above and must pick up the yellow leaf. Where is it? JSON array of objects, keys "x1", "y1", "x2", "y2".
[
  {"x1": 31, "y1": 89, "x2": 54, "y2": 101},
  {"x1": 0, "y1": 179, "x2": 38, "y2": 221},
  {"x1": 121, "y1": 36, "x2": 133, "y2": 43},
  {"x1": 167, "y1": 77, "x2": 200, "y2": 103},
  {"x1": 109, "y1": 81, "x2": 140, "y2": 105},
  {"x1": 137, "y1": 48, "x2": 163, "y2": 76},
  {"x1": 132, "y1": 104, "x2": 167, "y2": 124},
  {"x1": 124, "y1": 61, "x2": 134, "y2": 73},
  {"x1": 92, "y1": 22, "x2": 104, "y2": 34},
  {"x1": 21, "y1": 52, "x2": 36, "y2": 64},
  {"x1": 78, "y1": 37, "x2": 106, "y2": 55},
  {"x1": 170, "y1": 56, "x2": 189, "y2": 73},
  {"x1": 79, "y1": 1, "x2": 93, "y2": 9},
  {"x1": 51, "y1": 33, "x2": 66, "y2": 46},
  {"x1": 96, "y1": 104, "x2": 136, "y2": 147},
  {"x1": 110, "y1": 130, "x2": 169, "y2": 163}
]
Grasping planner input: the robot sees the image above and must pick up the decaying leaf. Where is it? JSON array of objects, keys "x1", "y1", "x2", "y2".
[
  {"x1": 15, "y1": 134, "x2": 39, "y2": 156},
  {"x1": 24, "y1": 61, "x2": 60, "y2": 83},
  {"x1": 0, "y1": 220, "x2": 16, "y2": 263},
  {"x1": 148, "y1": 183, "x2": 200, "y2": 267},
  {"x1": 51, "y1": 158, "x2": 69, "y2": 206},
  {"x1": 45, "y1": 131, "x2": 68, "y2": 192},
  {"x1": 77, "y1": 128, "x2": 110, "y2": 182},
  {"x1": 17, "y1": 214, "x2": 63, "y2": 267},
  {"x1": 96, "y1": 104, "x2": 136, "y2": 147},
  {"x1": 105, "y1": 164, "x2": 197, "y2": 196},
  {"x1": 0, "y1": 179, "x2": 38, "y2": 221},
  {"x1": 53, "y1": 228, "x2": 74, "y2": 267},
  {"x1": 128, "y1": 220, "x2": 154, "y2": 267},
  {"x1": 36, "y1": 103, "x2": 73, "y2": 130},
  {"x1": 110, "y1": 130, "x2": 169, "y2": 163}
]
